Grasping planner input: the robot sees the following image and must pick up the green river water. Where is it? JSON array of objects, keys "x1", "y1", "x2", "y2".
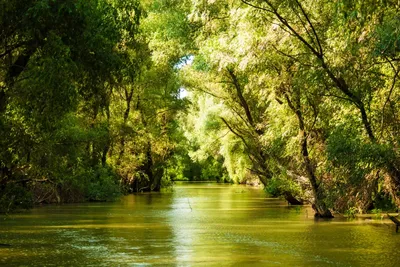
[{"x1": 1, "y1": 182, "x2": 399, "y2": 266}]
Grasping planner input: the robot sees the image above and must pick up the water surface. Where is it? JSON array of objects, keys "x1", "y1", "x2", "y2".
[{"x1": 1, "y1": 182, "x2": 399, "y2": 266}]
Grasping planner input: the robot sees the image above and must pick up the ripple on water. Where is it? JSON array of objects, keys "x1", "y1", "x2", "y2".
[{"x1": 1, "y1": 183, "x2": 400, "y2": 266}]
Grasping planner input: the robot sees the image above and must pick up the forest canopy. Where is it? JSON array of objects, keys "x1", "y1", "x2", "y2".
[{"x1": 1, "y1": 0, "x2": 399, "y2": 217}]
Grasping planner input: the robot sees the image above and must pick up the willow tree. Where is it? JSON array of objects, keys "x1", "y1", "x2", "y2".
[
  {"x1": 239, "y1": 0, "x2": 400, "y2": 212},
  {"x1": 179, "y1": 0, "x2": 400, "y2": 216},
  {"x1": 104, "y1": 0, "x2": 194, "y2": 192},
  {"x1": 181, "y1": 0, "x2": 309, "y2": 205},
  {"x1": 1, "y1": 0, "x2": 141, "y2": 209},
  {"x1": 0, "y1": 0, "x2": 191, "y2": 210}
]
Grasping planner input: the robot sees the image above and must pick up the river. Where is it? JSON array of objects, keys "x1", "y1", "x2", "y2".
[{"x1": 1, "y1": 182, "x2": 399, "y2": 266}]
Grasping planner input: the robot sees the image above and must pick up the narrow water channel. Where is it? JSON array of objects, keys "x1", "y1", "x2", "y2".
[{"x1": 1, "y1": 182, "x2": 399, "y2": 266}]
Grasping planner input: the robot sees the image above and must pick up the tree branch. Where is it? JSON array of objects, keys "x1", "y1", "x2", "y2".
[
  {"x1": 260, "y1": 0, "x2": 322, "y2": 59},
  {"x1": 241, "y1": 0, "x2": 275, "y2": 14},
  {"x1": 271, "y1": 44, "x2": 313, "y2": 67},
  {"x1": 226, "y1": 68, "x2": 256, "y2": 127},
  {"x1": 380, "y1": 57, "x2": 400, "y2": 138},
  {"x1": 294, "y1": 0, "x2": 323, "y2": 55},
  {"x1": 220, "y1": 116, "x2": 251, "y2": 150}
]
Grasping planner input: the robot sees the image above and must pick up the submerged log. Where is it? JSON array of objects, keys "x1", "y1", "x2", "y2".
[
  {"x1": 387, "y1": 213, "x2": 400, "y2": 233},
  {"x1": 0, "y1": 243, "x2": 11, "y2": 247}
]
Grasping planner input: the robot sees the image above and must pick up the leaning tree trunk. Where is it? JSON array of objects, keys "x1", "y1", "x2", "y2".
[
  {"x1": 299, "y1": 129, "x2": 333, "y2": 218},
  {"x1": 224, "y1": 68, "x2": 304, "y2": 205},
  {"x1": 387, "y1": 164, "x2": 400, "y2": 207},
  {"x1": 284, "y1": 93, "x2": 333, "y2": 218}
]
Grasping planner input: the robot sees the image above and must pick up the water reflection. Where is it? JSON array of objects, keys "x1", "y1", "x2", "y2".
[{"x1": 1, "y1": 182, "x2": 400, "y2": 266}]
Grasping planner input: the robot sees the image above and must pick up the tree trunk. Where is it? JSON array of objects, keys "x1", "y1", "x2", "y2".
[
  {"x1": 145, "y1": 143, "x2": 154, "y2": 184},
  {"x1": 151, "y1": 168, "x2": 162, "y2": 192},
  {"x1": 284, "y1": 93, "x2": 333, "y2": 218},
  {"x1": 245, "y1": 0, "x2": 399, "y2": 211},
  {"x1": 101, "y1": 142, "x2": 110, "y2": 167},
  {"x1": 116, "y1": 87, "x2": 134, "y2": 166},
  {"x1": 284, "y1": 192, "x2": 304, "y2": 205},
  {"x1": 101, "y1": 90, "x2": 112, "y2": 166},
  {"x1": 300, "y1": 129, "x2": 333, "y2": 218},
  {"x1": 2, "y1": 48, "x2": 35, "y2": 112},
  {"x1": 224, "y1": 68, "x2": 305, "y2": 205},
  {"x1": 387, "y1": 164, "x2": 400, "y2": 207}
]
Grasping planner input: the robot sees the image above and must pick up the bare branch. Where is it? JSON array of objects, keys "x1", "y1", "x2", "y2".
[
  {"x1": 220, "y1": 116, "x2": 251, "y2": 150},
  {"x1": 294, "y1": 0, "x2": 323, "y2": 55},
  {"x1": 225, "y1": 68, "x2": 256, "y2": 127},
  {"x1": 291, "y1": 3, "x2": 318, "y2": 50},
  {"x1": 271, "y1": 44, "x2": 313, "y2": 67},
  {"x1": 241, "y1": 0, "x2": 275, "y2": 14},
  {"x1": 191, "y1": 85, "x2": 227, "y2": 100},
  {"x1": 321, "y1": 93, "x2": 355, "y2": 103},
  {"x1": 229, "y1": 104, "x2": 254, "y2": 130},
  {"x1": 260, "y1": 0, "x2": 322, "y2": 59}
]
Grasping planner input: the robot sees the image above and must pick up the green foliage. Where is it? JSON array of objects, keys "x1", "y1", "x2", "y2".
[
  {"x1": 178, "y1": 0, "x2": 400, "y2": 215},
  {"x1": 2, "y1": 0, "x2": 400, "y2": 216},
  {"x1": 371, "y1": 208, "x2": 383, "y2": 219},
  {"x1": 327, "y1": 126, "x2": 395, "y2": 183},
  {"x1": 373, "y1": 191, "x2": 397, "y2": 211},
  {"x1": 192, "y1": 54, "x2": 211, "y2": 72},
  {"x1": 265, "y1": 174, "x2": 303, "y2": 200},
  {"x1": 163, "y1": 153, "x2": 196, "y2": 181},
  {"x1": 200, "y1": 157, "x2": 226, "y2": 182},
  {"x1": 85, "y1": 166, "x2": 121, "y2": 202},
  {"x1": 345, "y1": 207, "x2": 358, "y2": 219},
  {"x1": 0, "y1": 184, "x2": 33, "y2": 214},
  {"x1": 374, "y1": 13, "x2": 400, "y2": 57},
  {"x1": 0, "y1": 0, "x2": 192, "y2": 211}
]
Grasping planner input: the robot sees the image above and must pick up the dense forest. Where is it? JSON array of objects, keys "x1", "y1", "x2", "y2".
[{"x1": 1, "y1": 0, "x2": 399, "y2": 218}]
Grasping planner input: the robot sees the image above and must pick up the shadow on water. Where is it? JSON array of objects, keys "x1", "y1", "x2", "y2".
[{"x1": 1, "y1": 182, "x2": 399, "y2": 266}]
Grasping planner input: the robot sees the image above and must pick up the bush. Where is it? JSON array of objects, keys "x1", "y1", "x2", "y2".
[
  {"x1": 0, "y1": 183, "x2": 33, "y2": 213},
  {"x1": 265, "y1": 174, "x2": 303, "y2": 200},
  {"x1": 85, "y1": 166, "x2": 121, "y2": 202},
  {"x1": 345, "y1": 207, "x2": 357, "y2": 218}
]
